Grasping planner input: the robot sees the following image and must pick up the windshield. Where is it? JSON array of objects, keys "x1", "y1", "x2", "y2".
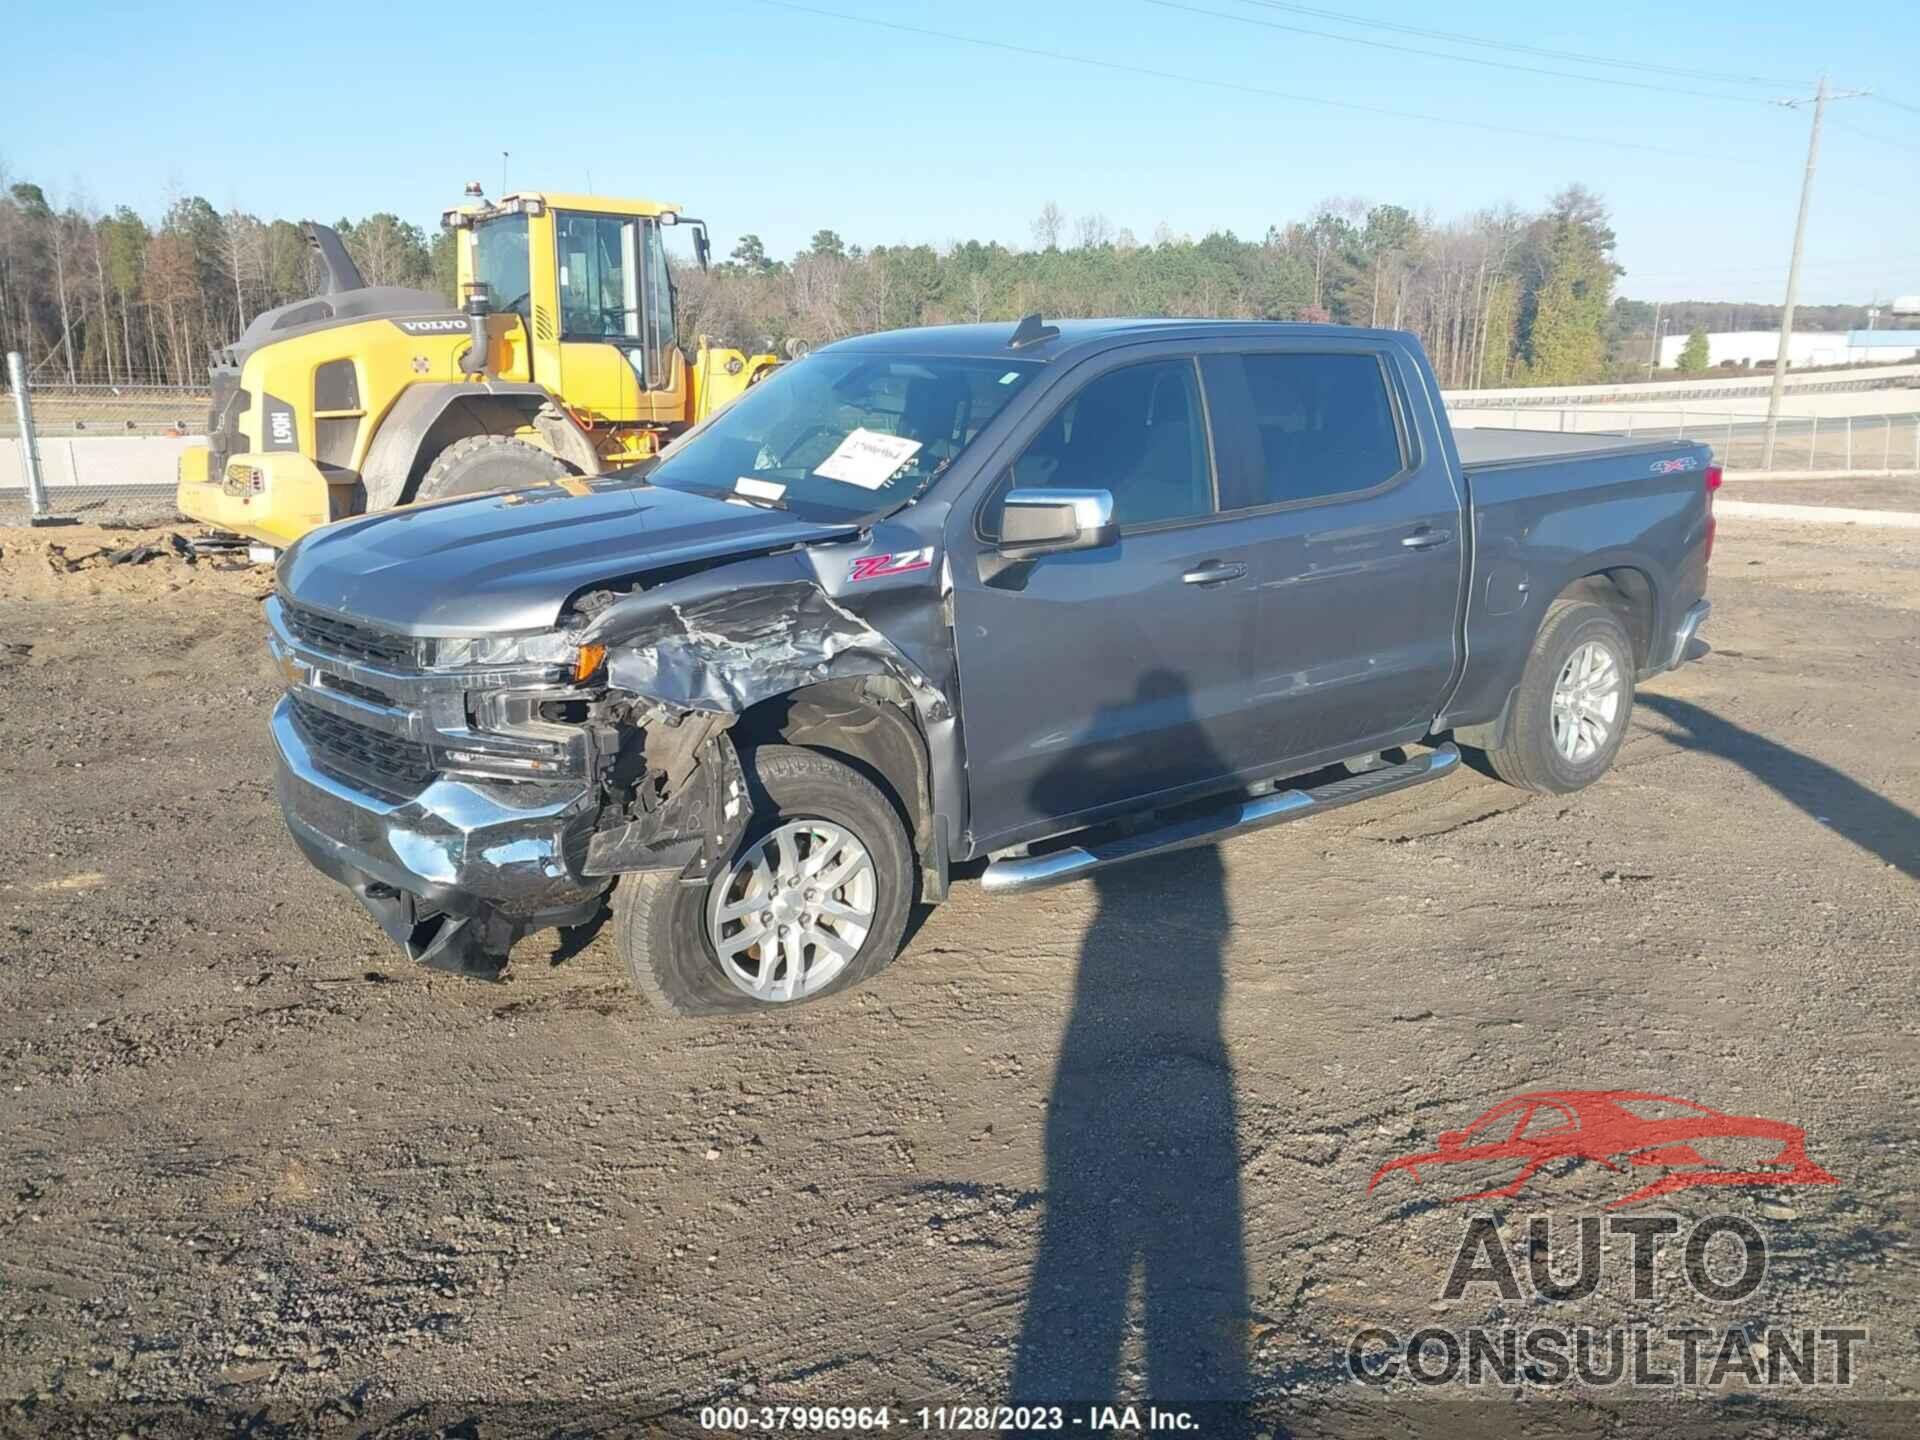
[{"x1": 646, "y1": 352, "x2": 1042, "y2": 522}]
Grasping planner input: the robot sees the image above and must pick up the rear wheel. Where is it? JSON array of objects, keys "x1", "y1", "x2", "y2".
[
  {"x1": 1478, "y1": 598, "x2": 1636, "y2": 794},
  {"x1": 414, "y1": 434, "x2": 571, "y2": 503},
  {"x1": 612, "y1": 745, "x2": 914, "y2": 1018}
]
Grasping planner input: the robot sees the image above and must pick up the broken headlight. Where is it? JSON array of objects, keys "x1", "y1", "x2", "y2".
[
  {"x1": 426, "y1": 630, "x2": 581, "y2": 674},
  {"x1": 433, "y1": 686, "x2": 595, "y2": 784}
]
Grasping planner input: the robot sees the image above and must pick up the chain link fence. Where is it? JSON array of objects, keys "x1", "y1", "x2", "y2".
[
  {"x1": 8, "y1": 352, "x2": 1917, "y2": 527},
  {"x1": 3, "y1": 354, "x2": 205, "y2": 524},
  {"x1": 1442, "y1": 404, "x2": 1920, "y2": 476}
]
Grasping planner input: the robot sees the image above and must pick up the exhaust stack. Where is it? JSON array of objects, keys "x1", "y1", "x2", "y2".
[{"x1": 303, "y1": 224, "x2": 367, "y2": 296}]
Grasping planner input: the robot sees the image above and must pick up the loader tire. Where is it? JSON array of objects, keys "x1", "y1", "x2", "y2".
[
  {"x1": 612, "y1": 746, "x2": 914, "y2": 1018},
  {"x1": 1479, "y1": 599, "x2": 1636, "y2": 795},
  {"x1": 413, "y1": 435, "x2": 571, "y2": 503}
]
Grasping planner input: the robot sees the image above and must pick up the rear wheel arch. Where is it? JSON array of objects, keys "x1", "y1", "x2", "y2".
[
  {"x1": 1562, "y1": 567, "x2": 1658, "y2": 672},
  {"x1": 1454, "y1": 566, "x2": 1659, "y2": 752},
  {"x1": 1475, "y1": 596, "x2": 1637, "y2": 794}
]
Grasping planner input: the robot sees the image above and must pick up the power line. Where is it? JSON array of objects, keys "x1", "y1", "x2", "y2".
[
  {"x1": 1226, "y1": 0, "x2": 1798, "y2": 89},
  {"x1": 1870, "y1": 93, "x2": 1920, "y2": 118},
  {"x1": 1151, "y1": 1, "x2": 1773, "y2": 103},
  {"x1": 748, "y1": 0, "x2": 1694, "y2": 156},
  {"x1": 1827, "y1": 116, "x2": 1920, "y2": 156}
]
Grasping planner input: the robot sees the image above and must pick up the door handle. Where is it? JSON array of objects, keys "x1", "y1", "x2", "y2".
[
  {"x1": 1182, "y1": 561, "x2": 1247, "y2": 586},
  {"x1": 1401, "y1": 527, "x2": 1454, "y2": 550}
]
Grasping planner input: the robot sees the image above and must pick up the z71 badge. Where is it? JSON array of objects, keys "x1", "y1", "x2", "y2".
[{"x1": 848, "y1": 548, "x2": 933, "y2": 582}]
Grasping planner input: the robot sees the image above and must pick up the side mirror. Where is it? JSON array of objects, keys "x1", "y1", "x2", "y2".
[{"x1": 997, "y1": 488, "x2": 1117, "y2": 560}]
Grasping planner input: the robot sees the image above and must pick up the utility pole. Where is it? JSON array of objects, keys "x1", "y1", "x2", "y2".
[
  {"x1": 1761, "y1": 74, "x2": 1868, "y2": 468},
  {"x1": 1646, "y1": 300, "x2": 1663, "y2": 380}
]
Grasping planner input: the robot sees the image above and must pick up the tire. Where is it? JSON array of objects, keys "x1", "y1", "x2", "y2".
[
  {"x1": 1478, "y1": 598, "x2": 1636, "y2": 795},
  {"x1": 413, "y1": 434, "x2": 571, "y2": 503},
  {"x1": 611, "y1": 745, "x2": 915, "y2": 1018}
]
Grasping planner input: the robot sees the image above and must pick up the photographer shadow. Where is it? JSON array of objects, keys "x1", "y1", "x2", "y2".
[{"x1": 1010, "y1": 670, "x2": 1251, "y2": 1407}]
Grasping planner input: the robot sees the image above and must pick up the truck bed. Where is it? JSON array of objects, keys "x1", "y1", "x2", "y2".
[{"x1": 1451, "y1": 427, "x2": 1684, "y2": 471}]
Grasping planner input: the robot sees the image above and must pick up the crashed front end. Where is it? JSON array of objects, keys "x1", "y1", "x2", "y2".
[
  {"x1": 265, "y1": 593, "x2": 751, "y2": 978},
  {"x1": 264, "y1": 545, "x2": 939, "y2": 979}
]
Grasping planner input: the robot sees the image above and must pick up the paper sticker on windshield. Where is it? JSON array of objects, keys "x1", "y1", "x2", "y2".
[
  {"x1": 734, "y1": 476, "x2": 787, "y2": 501},
  {"x1": 813, "y1": 428, "x2": 923, "y2": 489}
]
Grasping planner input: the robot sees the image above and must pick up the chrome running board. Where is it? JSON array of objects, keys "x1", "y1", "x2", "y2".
[{"x1": 979, "y1": 743, "x2": 1461, "y2": 895}]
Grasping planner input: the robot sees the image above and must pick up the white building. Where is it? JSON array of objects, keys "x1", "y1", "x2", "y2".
[{"x1": 1657, "y1": 329, "x2": 1920, "y2": 369}]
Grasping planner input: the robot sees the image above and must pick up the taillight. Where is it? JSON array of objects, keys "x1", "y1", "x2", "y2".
[{"x1": 1704, "y1": 462, "x2": 1722, "y2": 563}]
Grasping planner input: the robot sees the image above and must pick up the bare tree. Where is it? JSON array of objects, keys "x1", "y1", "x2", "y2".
[
  {"x1": 222, "y1": 207, "x2": 264, "y2": 331},
  {"x1": 1031, "y1": 202, "x2": 1065, "y2": 252},
  {"x1": 1073, "y1": 212, "x2": 1114, "y2": 250},
  {"x1": 83, "y1": 208, "x2": 117, "y2": 384}
]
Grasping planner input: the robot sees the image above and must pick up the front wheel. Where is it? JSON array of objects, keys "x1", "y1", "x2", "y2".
[
  {"x1": 1477, "y1": 598, "x2": 1636, "y2": 794},
  {"x1": 612, "y1": 745, "x2": 914, "y2": 1017}
]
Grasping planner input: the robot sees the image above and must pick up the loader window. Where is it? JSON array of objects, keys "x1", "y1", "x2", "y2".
[
  {"x1": 556, "y1": 213, "x2": 642, "y2": 342},
  {"x1": 472, "y1": 216, "x2": 531, "y2": 320}
]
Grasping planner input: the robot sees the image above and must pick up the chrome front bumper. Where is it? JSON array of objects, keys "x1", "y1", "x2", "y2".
[{"x1": 271, "y1": 697, "x2": 606, "y2": 967}]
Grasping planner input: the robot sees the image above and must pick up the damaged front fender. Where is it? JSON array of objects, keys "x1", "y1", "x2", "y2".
[
  {"x1": 577, "y1": 548, "x2": 962, "y2": 885},
  {"x1": 581, "y1": 551, "x2": 949, "y2": 719}
]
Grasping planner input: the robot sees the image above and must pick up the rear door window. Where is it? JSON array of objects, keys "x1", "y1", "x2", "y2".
[{"x1": 1206, "y1": 352, "x2": 1407, "y2": 509}]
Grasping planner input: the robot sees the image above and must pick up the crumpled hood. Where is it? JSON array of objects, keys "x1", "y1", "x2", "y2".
[{"x1": 278, "y1": 477, "x2": 861, "y2": 635}]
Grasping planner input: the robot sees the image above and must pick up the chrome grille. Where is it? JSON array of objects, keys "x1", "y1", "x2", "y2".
[
  {"x1": 282, "y1": 604, "x2": 421, "y2": 669},
  {"x1": 289, "y1": 698, "x2": 435, "y2": 791}
]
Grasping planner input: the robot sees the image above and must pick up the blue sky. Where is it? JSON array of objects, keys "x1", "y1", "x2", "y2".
[{"x1": 10, "y1": 0, "x2": 1920, "y2": 304}]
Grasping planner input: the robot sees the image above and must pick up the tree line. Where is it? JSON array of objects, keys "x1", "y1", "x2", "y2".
[
  {"x1": 679, "y1": 186, "x2": 1872, "y2": 385},
  {"x1": 0, "y1": 177, "x2": 449, "y2": 387},
  {"x1": 681, "y1": 186, "x2": 1633, "y2": 388},
  {"x1": 0, "y1": 169, "x2": 1873, "y2": 392}
]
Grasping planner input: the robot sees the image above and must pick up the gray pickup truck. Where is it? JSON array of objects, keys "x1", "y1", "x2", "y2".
[{"x1": 267, "y1": 318, "x2": 1715, "y2": 1015}]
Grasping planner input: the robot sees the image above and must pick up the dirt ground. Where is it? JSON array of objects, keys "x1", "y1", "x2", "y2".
[
  {"x1": 1720, "y1": 475, "x2": 1920, "y2": 511},
  {"x1": 1, "y1": 518, "x2": 1916, "y2": 1437}
]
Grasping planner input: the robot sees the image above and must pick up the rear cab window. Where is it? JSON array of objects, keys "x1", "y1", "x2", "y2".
[{"x1": 1201, "y1": 350, "x2": 1410, "y2": 511}]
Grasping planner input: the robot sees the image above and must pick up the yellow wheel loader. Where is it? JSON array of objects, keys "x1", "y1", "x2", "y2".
[{"x1": 176, "y1": 189, "x2": 780, "y2": 550}]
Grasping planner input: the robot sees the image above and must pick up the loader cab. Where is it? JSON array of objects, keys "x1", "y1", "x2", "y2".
[{"x1": 449, "y1": 192, "x2": 690, "y2": 430}]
